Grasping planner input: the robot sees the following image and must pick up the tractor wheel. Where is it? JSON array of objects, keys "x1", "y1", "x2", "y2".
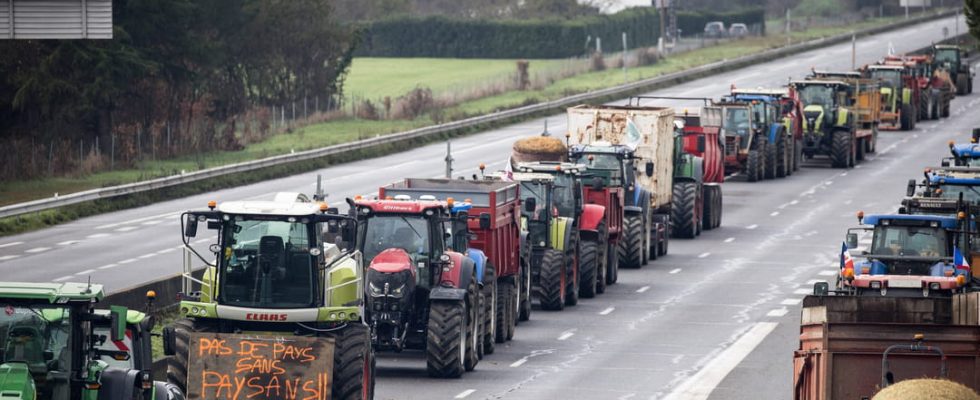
[
  {"x1": 942, "y1": 101, "x2": 951, "y2": 118},
  {"x1": 899, "y1": 103, "x2": 912, "y2": 131},
  {"x1": 929, "y1": 97, "x2": 938, "y2": 120},
  {"x1": 957, "y1": 75, "x2": 969, "y2": 95},
  {"x1": 794, "y1": 139, "x2": 803, "y2": 170},
  {"x1": 167, "y1": 318, "x2": 215, "y2": 394},
  {"x1": 564, "y1": 242, "x2": 579, "y2": 307},
  {"x1": 332, "y1": 323, "x2": 375, "y2": 400},
  {"x1": 426, "y1": 301, "x2": 466, "y2": 378},
  {"x1": 618, "y1": 214, "x2": 644, "y2": 269},
  {"x1": 606, "y1": 242, "x2": 619, "y2": 285},
  {"x1": 578, "y1": 240, "x2": 599, "y2": 298},
  {"x1": 866, "y1": 127, "x2": 878, "y2": 153},
  {"x1": 784, "y1": 138, "x2": 793, "y2": 177},
  {"x1": 918, "y1": 97, "x2": 929, "y2": 121},
  {"x1": 703, "y1": 185, "x2": 722, "y2": 230},
  {"x1": 538, "y1": 249, "x2": 566, "y2": 310},
  {"x1": 518, "y1": 257, "x2": 531, "y2": 322},
  {"x1": 463, "y1": 277, "x2": 480, "y2": 372},
  {"x1": 855, "y1": 137, "x2": 866, "y2": 162},
  {"x1": 495, "y1": 278, "x2": 515, "y2": 343},
  {"x1": 764, "y1": 142, "x2": 777, "y2": 180},
  {"x1": 746, "y1": 149, "x2": 762, "y2": 182},
  {"x1": 658, "y1": 225, "x2": 669, "y2": 256},
  {"x1": 830, "y1": 130, "x2": 852, "y2": 168},
  {"x1": 671, "y1": 181, "x2": 698, "y2": 239},
  {"x1": 481, "y1": 265, "x2": 497, "y2": 355},
  {"x1": 776, "y1": 137, "x2": 788, "y2": 178},
  {"x1": 648, "y1": 220, "x2": 660, "y2": 261}
]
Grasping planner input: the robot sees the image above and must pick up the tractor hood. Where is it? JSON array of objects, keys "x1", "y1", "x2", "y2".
[
  {"x1": 802, "y1": 104, "x2": 825, "y2": 134},
  {"x1": 368, "y1": 248, "x2": 415, "y2": 275},
  {"x1": 0, "y1": 363, "x2": 35, "y2": 399}
]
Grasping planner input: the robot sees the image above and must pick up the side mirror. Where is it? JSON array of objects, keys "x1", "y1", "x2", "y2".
[
  {"x1": 813, "y1": 281, "x2": 829, "y2": 296},
  {"x1": 906, "y1": 179, "x2": 916, "y2": 197},
  {"x1": 697, "y1": 136, "x2": 706, "y2": 153},
  {"x1": 592, "y1": 177, "x2": 604, "y2": 190},
  {"x1": 479, "y1": 213, "x2": 491, "y2": 230},
  {"x1": 898, "y1": 206, "x2": 907, "y2": 214},
  {"x1": 846, "y1": 233, "x2": 858, "y2": 249},
  {"x1": 326, "y1": 207, "x2": 339, "y2": 215},
  {"x1": 523, "y1": 198, "x2": 536, "y2": 213},
  {"x1": 109, "y1": 305, "x2": 126, "y2": 342},
  {"x1": 973, "y1": 128, "x2": 980, "y2": 143},
  {"x1": 645, "y1": 161, "x2": 654, "y2": 177},
  {"x1": 184, "y1": 216, "x2": 198, "y2": 238}
]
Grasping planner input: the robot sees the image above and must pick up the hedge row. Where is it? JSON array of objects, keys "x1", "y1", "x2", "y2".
[{"x1": 355, "y1": 8, "x2": 765, "y2": 59}]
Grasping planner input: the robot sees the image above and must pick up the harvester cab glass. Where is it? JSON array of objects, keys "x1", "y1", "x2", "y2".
[
  {"x1": 519, "y1": 180, "x2": 553, "y2": 247},
  {"x1": 798, "y1": 84, "x2": 834, "y2": 107},
  {"x1": 551, "y1": 173, "x2": 579, "y2": 218}
]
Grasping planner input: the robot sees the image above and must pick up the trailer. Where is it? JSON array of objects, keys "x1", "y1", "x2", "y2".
[
  {"x1": 793, "y1": 295, "x2": 980, "y2": 399},
  {"x1": 379, "y1": 178, "x2": 526, "y2": 348},
  {"x1": 808, "y1": 71, "x2": 881, "y2": 160}
]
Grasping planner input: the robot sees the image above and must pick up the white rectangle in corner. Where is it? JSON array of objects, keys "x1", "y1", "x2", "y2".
[{"x1": 661, "y1": 322, "x2": 779, "y2": 400}]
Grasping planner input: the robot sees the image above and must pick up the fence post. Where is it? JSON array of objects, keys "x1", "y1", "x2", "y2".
[
  {"x1": 304, "y1": 97, "x2": 308, "y2": 119},
  {"x1": 110, "y1": 134, "x2": 115, "y2": 170},
  {"x1": 315, "y1": 96, "x2": 319, "y2": 114},
  {"x1": 292, "y1": 102, "x2": 296, "y2": 122}
]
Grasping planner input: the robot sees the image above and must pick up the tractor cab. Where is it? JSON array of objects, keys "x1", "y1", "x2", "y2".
[
  {"x1": 947, "y1": 141, "x2": 980, "y2": 167},
  {"x1": 0, "y1": 282, "x2": 154, "y2": 400},
  {"x1": 932, "y1": 44, "x2": 972, "y2": 94},
  {"x1": 841, "y1": 214, "x2": 971, "y2": 297},
  {"x1": 568, "y1": 143, "x2": 631, "y2": 191},
  {"x1": 514, "y1": 162, "x2": 585, "y2": 220},
  {"x1": 792, "y1": 80, "x2": 852, "y2": 137}
]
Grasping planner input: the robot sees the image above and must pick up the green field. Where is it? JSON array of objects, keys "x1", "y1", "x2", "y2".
[{"x1": 0, "y1": 15, "x2": 915, "y2": 211}]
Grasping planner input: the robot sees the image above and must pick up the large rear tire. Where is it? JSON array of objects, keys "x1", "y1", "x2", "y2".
[
  {"x1": 481, "y1": 265, "x2": 497, "y2": 355},
  {"x1": 606, "y1": 242, "x2": 618, "y2": 285},
  {"x1": 564, "y1": 243, "x2": 580, "y2": 307},
  {"x1": 518, "y1": 257, "x2": 531, "y2": 322},
  {"x1": 671, "y1": 181, "x2": 699, "y2": 239},
  {"x1": 703, "y1": 185, "x2": 722, "y2": 230},
  {"x1": 855, "y1": 137, "x2": 865, "y2": 162},
  {"x1": 537, "y1": 249, "x2": 566, "y2": 310},
  {"x1": 746, "y1": 149, "x2": 762, "y2": 182},
  {"x1": 333, "y1": 323, "x2": 375, "y2": 400},
  {"x1": 957, "y1": 74, "x2": 969, "y2": 95},
  {"x1": 426, "y1": 301, "x2": 466, "y2": 378},
  {"x1": 618, "y1": 214, "x2": 644, "y2": 269},
  {"x1": 830, "y1": 130, "x2": 852, "y2": 168},
  {"x1": 578, "y1": 240, "x2": 599, "y2": 298},
  {"x1": 899, "y1": 103, "x2": 912, "y2": 131},
  {"x1": 764, "y1": 141, "x2": 777, "y2": 180},
  {"x1": 495, "y1": 278, "x2": 515, "y2": 343},
  {"x1": 463, "y1": 278, "x2": 480, "y2": 372},
  {"x1": 167, "y1": 318, "x2": 215, "y2": 395}
]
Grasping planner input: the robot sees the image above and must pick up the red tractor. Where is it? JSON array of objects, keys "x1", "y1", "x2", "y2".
[
  {"x1": 675, "y1": 106, "x2": 725, "y2": 230},
  {"x1": 354, "y1": 197, "x2": 485, "y2": 378},
  {"x1": 884, "y1": 54, "x2": 953, "y2": 120},
  {"x1": 379, "y1": 178, "x2": 526, "y2": 353}
]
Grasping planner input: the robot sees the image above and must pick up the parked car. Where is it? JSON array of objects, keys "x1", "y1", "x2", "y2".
[
  {"x1": 704, "y1": 21, "x2": 726, "y2": 38},
  {"x1": 729, "y1": 23, "x2": 748, "y2": 38}
]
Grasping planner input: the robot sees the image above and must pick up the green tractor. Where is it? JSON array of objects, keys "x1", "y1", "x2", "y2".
[
  {"x1": 163, "y1": 192, "x2": 374, "y2": 399},
  {"x1": 0, "y1": 281, "x2": 172, "y2": 399},
  {"x1": 933, "y1": 44, "x2": 974, "y2": 95},
  {"x1": 792, "y1": 80, "x2": 859, "y2": 168}
]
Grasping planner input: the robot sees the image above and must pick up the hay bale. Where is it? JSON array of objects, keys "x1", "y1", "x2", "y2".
[
  {"x1": 512, "y1": 136, "x2": 567, "y2": 164},
  {"x1": 873, "y1": 379, "x2": 979, "y2": 400}
]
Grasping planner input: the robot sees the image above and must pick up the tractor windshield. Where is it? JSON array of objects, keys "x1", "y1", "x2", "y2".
[
  {"x1": 936, "y1": 183, "x2": 980, "y2": 203},
  {"x1": 798, "y1": 85, "x2": 834, "y2": 106},
  {"x1": 519, "y1": 181, "x2": 550, "y2": 222},
  {"x1": 360, "y1": 215, "x2": 430, "y2": 265},
  {"x1": 869, "y1": 69, "x2": 901, "y2": 88},
  {"x1": 551, "y1": 173, "x2": 577, "y2": 218},
  {"x1": 220, "y1": 218, "x2": 316, "y2": 308},
  {"x1": 1, "y1": 305, "x2": 73, "y2": 398},
  {"x1": 934, "y1": 48, "x2": 959, "y2": 66},
  {"x1": 870, "y1": 225, "x2": 948, "y2": 257},
  {"x1": 723, "y1": 107, "x2": 752, "y2": 148},
  {"x1": 572, "y1": 152, "x2": 620, "y2": 171}
]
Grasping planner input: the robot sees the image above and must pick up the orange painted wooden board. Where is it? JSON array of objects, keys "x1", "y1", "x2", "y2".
[{"x1": 186, "y1": 333, "x2": 335, "y2": 400}]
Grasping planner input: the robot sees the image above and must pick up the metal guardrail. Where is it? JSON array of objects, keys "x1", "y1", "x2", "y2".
[{"x1": 0, "y1": 9, "x2": 958, "y2": 220}]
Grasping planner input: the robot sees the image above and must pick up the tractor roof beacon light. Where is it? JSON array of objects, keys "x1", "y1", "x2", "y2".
[{"x1": 857, "y1": 211, "x2": 865, "y2": 224}]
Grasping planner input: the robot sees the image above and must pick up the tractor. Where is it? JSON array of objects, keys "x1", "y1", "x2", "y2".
[
  {"x1": 932, "y1": 44, "x2": 973, "y2": 95},
  {"x1": 839, "y1": 213, "x2": 971, "y2": 297},
  {"x1": 565, "y1": 144, "x2": 628, "y2": 283},
  {"x1": 946, "y1": 140, "x2": 980, "y2": 167},
  {"x1": 807, "y1": 70, "x2": 881, "y2": 160},
  {"x1": 674, "y1": 106, "x2": 724, "y2": 231},
  {"x1": 728, "y1": 89, "x2": 797, "y2": 179},
  {"x1": 791, "y1": 79, "x2": 860, "y2": 168},
  {"x1": 864, "y1": 64, "x2": 916, "y2": 131},
  {"x1": 354, "y1": 196, "x2": 484, "y2": 378},
  {"x1": 714, "y1": 97, "x2": 776, "y2": 181},
  {"x1": 883, "y1": 54, "x2": 954, "y2": 120},
  {"x1": 0, "y1": 281, "x2": 171, "y2": 399},
  {"x1": 164, "y1": 191, "x2": 374, "y2": 398}
]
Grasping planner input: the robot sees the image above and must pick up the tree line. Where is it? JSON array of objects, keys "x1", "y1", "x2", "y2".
[{"x1": 0, "y1": 0, "x2": 356, "y2": 180}]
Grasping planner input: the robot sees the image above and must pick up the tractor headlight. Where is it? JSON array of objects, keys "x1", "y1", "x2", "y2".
[
  {"x1": 929, "y1": 282, "x2": 941, "y2": 291},
  {"x1": 870, "y1": 281, "x2": 881, "y2": 289},
  {"x1": 368, "y1": 282, "x2": 383, "y2": 296},
  {"x1": 391, "y1": 284, "x2": 405, "y2": 297}
]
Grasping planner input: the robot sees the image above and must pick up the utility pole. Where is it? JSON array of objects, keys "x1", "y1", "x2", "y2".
[
  {"x1": 445, "y1": 141, "x2": 454, "y2": 178},
  {"x1": 622, "y1": 32, "x2": 628, "y2": 83},
  {"x1": 851, "y1": 34, "x2": 856, "y2": 70}
]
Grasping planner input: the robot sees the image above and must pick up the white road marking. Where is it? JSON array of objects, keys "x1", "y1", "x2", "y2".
[
  {"x1": 698, "y1": 252, "x2": 710, "y2": 258},
  {"x1": 599, "y1": 307, "x2": 615, "y2": 315},
  {"x1": 793, "y1": 288, "x2": 811, "y2": 295},
  {"x1": 669, "y1": 268, "x2": 682, "y2": 274},
  {"x1": 724, "y1": 237, "x2": 735, "y2": 243},
  {"x1": 57, "y1": 240, "x2": 80, "y2": 246},
  {"x1": 141, "y1": 220, "x2": 163, "y2": 226},
  {"x1": 454, "y1": 389, "x2": 476, "y2": 399},
  {"x1": 841, "y1": 172, "x2": 848, "y2": 176},
  {"x1": 636, "y1": 286, "x2": 650, "y2": 293},
  {"x1": 767, "y1": 308, "x2": 789, "y2": 317},
  {"x1": 770, "y1": 211, "x2": 780, "y2": 217},
  {"x1": 75, "y1": 269, "x2": 95, "y2": 276},
  {"x1": 818, "y1": 270, "x2": 837, "y2": 276},
  {"x1": 157, "y1": 248, "x2": 176, "y2": 254},
  {"x1": 805, "y1": 279, "x2": 821, "y2": 284},
  {"x1": 86, "y1": 233, "x2": 110, "y2": 239},
  {"x1": 661, "y1": 322, "x2": 779, "y2": 400},
  {"x1": 510, "y1": 358, "x2": 528, "y2": 367},
  {"x1": 25, "y1": 247, "x2": 50, "y2": 253},
  {"x1": 780, "y1": 298, "x2": 802, "y2": 305},
  {"x1": 194, "y1": 238, "x2": 211, "y2": 244},
  {"x1": 53, "y1": 276, "x2": 73, "y2": 282},
  {"x1": 790, "y1": 200, "x2": 799, "y2": 205},
  {"x1": 0, "y1": 255, "x2": 20, "y2": 261},
  {"x1": 557, "y1": 330, "x2": 575, "y2": 341},
  {"x1": 825, "y1": 181, "x2": 833, "y2": 185},
  {"x1": 137, "y1": 254, "x2": 156, "y2": 259},
  {"x1": 118, "y1": 258, "x2": 137, "y2": 264},
  {"x1": 0, "y1": 241, "x2": 23, "y2": 248},
  {"x1": 115, "y1": 226, "x2": 137, "y2": 232},
  {"x1": 97, "y1": 264, "x2": 118, "y2": 270},
  {"x1": 746, "y1": 224, "x2": 758, "y2": 230}
]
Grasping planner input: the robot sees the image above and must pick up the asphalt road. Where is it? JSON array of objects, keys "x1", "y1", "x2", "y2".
[{"x1": 0, "y1": 15, "x2": 973, "y2": 400}]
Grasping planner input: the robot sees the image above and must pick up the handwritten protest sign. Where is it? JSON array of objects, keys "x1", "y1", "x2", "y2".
[{"x1": 186, "y1": 333, "x2": 335, "y2": 400}]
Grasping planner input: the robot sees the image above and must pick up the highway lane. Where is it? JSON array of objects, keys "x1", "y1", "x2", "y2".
[{"x1": 0, "y1": 14, "x2": 971, "y2": 400}]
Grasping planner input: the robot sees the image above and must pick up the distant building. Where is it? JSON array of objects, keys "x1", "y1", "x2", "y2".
[{"x1": 1, "y1": 0, "x2": 111, "y2": 39}]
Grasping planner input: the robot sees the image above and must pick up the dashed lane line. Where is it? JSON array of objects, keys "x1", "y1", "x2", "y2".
[
  {"x1": 0, "y1": 255, "x2": 20, "y2": 261},
  {"x1": 818, "y1": 270, "x2": 837, "y2": 276},
  {"x1": 636, "y1": 286, "x2": 650, "y2": 293},
  {"x1": 118, "y1": 258, "x2": 138, "y2": 265},
  {"x1": 780, "y1": 298, "x2": 802, "y2": 306},
  {"x1": 97, "y1": 264, "x2": 118, "y2": 270},
  {"x1": 767, "y1": 308, "x2": 789, "y2": 317},
  {"x1": 0, "y1": 241, "x2": 23, "y2": 248},
  {"x1": 770, "y1": 211, "x2": 780, "y2": 217},
  {"x1": 75, "y1": 269, "x2": 95, "y2": 276},
  {"x1": 455, "y1": 390, "x2": 476, "y2": 399},
  {"x1": 57, "y1": 240, "x2": 80, "y2": 246},
  {"x1": 557, "y1": 330, "x2": 575, "y2": 341},
  {"x1": 53, "y1": 276, "x2": 73, "y2": 282},
  {"x1": 746, "y1": 224, "x2": 758, "y2": 230},
  {"x1": 599, "y1": 307, "x2": 615, "y2": 315},
  {"x1": 25, "y1": 247, "x2": 50, "y2": 253},
  {"x1": 724, "y1": 237, "x2": 735, "y2": 243},
  {"x1": 87, "y1": 233, "x2": 111, "y2": 239},
  {"x1": 698, "y1": 252, "x2": 710, "y2": 258},
  {"x1": 115, "y1": 226, "x2": 137, "y2": 232},
  {"x1": 669, "y1": 268, "x2": 682, "y2": 274}
]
